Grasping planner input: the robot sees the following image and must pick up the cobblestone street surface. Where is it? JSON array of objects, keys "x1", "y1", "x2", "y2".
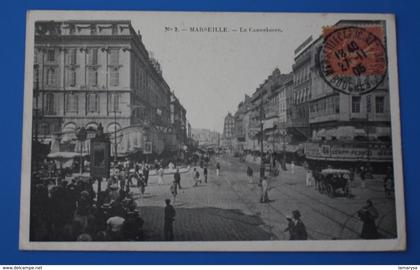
[{"x1": 131, "y1": 155, "x2": 397, "y2": 241}]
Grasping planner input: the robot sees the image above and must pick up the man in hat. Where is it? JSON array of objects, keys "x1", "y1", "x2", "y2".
[
  {"x1": 358, "y1": 199, "x2": 379, "y2": 239},
  {"x1": 288, "y1": 210, "x2": 308, "y2": 240},
  {"x1": 173, "y1": 169, "x2": 182, "y2": 189},
  {"x1": 164, "y1": 199, "x2": 176, "y2": 241},
  {"x1": 260, "y1": 177, "x2": 269, "y2": 203},
  {"x1": 203, "y1": 166, "x2": 208, "y2": 183}
]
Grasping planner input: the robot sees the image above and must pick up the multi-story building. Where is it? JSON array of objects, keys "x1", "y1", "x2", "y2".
[
  {"x1": 222, "y1": 112, "x2": 235, "y2": 148},
  {"x1": 240, "y1": 68, "x2": 291, "y2": 153},
  {"x1": 300, "y1": 20, "x2": 393, "y2": 170},
  {"x1": 191, "y1": 129, "x2": 220, "y2": 147},
  {"x1": 289, "y1": 36, "x2": 313, "y2": 142},
  {"x1": 170, "y1": 92, "x2": 187, "y2": 150},
  {"x1": 232, "y1": 95, "x2": 251, "y2": 153},
  {"x1": 33, "y1": 20, "x2": 180, "y2": 157}
]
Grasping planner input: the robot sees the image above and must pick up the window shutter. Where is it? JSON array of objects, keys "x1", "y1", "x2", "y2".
[
  {"x1": 66, "y1": 69, "x2": 76, "y2": 87},
  {"x1": 65, "y1": 69, "x2": 71, "y2": 87},
  {"x1": 70, "y1": 49, "x2": 77, "y2": 65},
  {"x1": 95, "y1": 94, "x2": 99, "y2": 112},
  {"x1": 114, "y1": 94, "x2": 119, "y2": 112},
  {"x1": 87, "y1": 48, "x2": 97, "y2": 65},
  {"x1": 88, "y1": 94, "x2": 99, "y2": 113},
  {"x1": 110, "y1": 68, "x2": 119, "y2": 86},
  {"x1": 70, "y1": 70, "x2": 76, "y2": 86},
  {"x1": 110, "y1": 49, "x2": 119, "y2": 66},
  {"x1": 75, "y1": 95, "x2": 79, "y2": 112},
  {"x1": 91, "y1": 48, "x2": 98, "y2": 65},
  {"x1": 88, "y1": 68, "x2": 97, "y2": 86},
  {"x1": 47, "y1": 68, "x2": 56, "y2": 86}
]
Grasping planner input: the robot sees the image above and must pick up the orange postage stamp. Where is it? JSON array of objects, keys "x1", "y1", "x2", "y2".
[{"x1": 319, "y1": 26, "x2": 387, "y2": 95}]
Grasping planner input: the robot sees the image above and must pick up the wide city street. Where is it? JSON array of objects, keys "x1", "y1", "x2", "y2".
[{"x1": 129, "y1": 155, "x2": 397, "y2": 241}]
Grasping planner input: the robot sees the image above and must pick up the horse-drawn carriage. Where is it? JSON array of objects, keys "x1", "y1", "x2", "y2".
[{"x1": 313, "y1": 169, "x2": 351, "y2": 198}]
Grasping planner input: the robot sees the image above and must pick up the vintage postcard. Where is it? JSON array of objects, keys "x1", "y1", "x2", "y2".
[{"x1": 20, "y1": 10, "x2": 405, "y2": 251}]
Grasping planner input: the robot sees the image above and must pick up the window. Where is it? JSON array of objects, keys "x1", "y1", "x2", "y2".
[
  {"x1": 335, "y1": 96, "x2": 340, "y2": 113},
  {"x1": 87, "y1": 94, "x2": 99, "y2": 113},
  {"x1": 352, "y1": 96, "x2": 361, "y2": 113},
  {"x1": 66, "y1": 69, "x2": 76, "y2": 87},
  {"x1": 47, "y1": 49, "x2": 55, "y2": 62},
  {"x1": 46, "y1": 68, "x2": 56, "y2": 86},
  {"x1": 88, "y1": 68, "x2": 98, "y2": 87},
  {"x1": 110, "y1": 67, "x2": 119, "y2": 86},
  {"x1": 110, "y1": 49, "x2": 119, "y2": 66},
  {"x1": 45, "y1": 94, "x2": 55, "y2": 115},
  {"x1": 366, "y1": 95, "x2": 372, "y2": 113},
  {"x1": 67, "y1": 48, "x2": 77, "y2": 65},
  {"x1": 88, "y1": 48, "x2": 98, "y2": 65},
  {"x1": 108, "y1": 94, "x2": 120, "y2": 112},
  {"x1": 65, "y1": 94, "x2": 79, "y2": 113},
  {"x1": 375, "y1": 96, "x2": 385, "y2": 113}
]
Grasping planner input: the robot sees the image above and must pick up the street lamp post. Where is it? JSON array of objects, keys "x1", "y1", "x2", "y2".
[
  {"x1": 259, "y1": 90, "x2": 265, "y2": 183},
  {"x1": 114, "y1": 109, "x2": 118, "y2": 166},
  {"x1": 76, "y1": 127, "x2": 87, "y2": 174}
]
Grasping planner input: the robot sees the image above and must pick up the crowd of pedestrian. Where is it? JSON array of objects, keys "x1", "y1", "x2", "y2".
[{"x1": 30, "y1": 174, "x2": 144, "y2": 241}]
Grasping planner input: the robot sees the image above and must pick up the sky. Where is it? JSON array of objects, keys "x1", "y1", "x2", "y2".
[
  {"x1": 33, "y1": 11, "x2": 376, "y2": 133},
  {"x1": 128, "y1": 12, "x2": 340, "y2": 132}
]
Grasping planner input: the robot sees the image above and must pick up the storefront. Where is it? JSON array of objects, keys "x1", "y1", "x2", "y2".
[{"x1": 304, "y1": 140, "x2": 393, "y2": 172}]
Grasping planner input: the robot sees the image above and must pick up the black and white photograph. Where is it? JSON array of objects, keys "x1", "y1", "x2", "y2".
[{"x1": 20, "y1": 11, "x2": 405, "y2": 251}]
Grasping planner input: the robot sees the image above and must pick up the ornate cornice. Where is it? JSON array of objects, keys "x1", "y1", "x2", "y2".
[{"x1": 35, "y1": 35, "x2": 134, "y2": 45}]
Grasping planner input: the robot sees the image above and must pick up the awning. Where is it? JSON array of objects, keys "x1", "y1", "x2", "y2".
[{"x1": 47, "y1": 152, "x2": 88, "y2": 159}]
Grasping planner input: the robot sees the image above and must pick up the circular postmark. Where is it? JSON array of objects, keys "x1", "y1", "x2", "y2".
[{"x1": 318, "y1": 26, "x2": 387, "y2": 95}]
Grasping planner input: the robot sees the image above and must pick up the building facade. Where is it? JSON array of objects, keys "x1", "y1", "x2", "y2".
[
  {"x1": 300, "y1": 20, "x2": 392, "y2": 169},
  {"x1": 232, "y1": 68, "x2": 292, "y2": 153},
  {"x1": 289, "y1": 39, "x2": 313, "y2": 142},
  {"x1": 191, "y1": 128, "x2": 220, "y2": 147},
  {"x1": 33, "y1": 20, "x2": 183, "y2": 157},
  {"x1": 170, "y1": 92, "x2": 187, "y2": 151},
  {"x1": 222, "y1": 112, "x2": 235, "y2": 148}
]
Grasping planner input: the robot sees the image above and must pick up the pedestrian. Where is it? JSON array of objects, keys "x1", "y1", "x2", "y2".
[
  {"x1": 122, "y1": 203, "x2": 144, "y2": 241},
  {"x1": 193, "y1": 168, "x2": 201, "y2": 187},
  {"x1": 288, "y1": 210, "x2": 308, "y2": 240},
  {"x1": 216, "y1": 162, "x2": 220, "y2": 177},
  {"x1": 158, "y1": 167, "x2": 164, "y2": 185},
  {"x1": 74, "y1": 190, "x2": 92, "y2": 232},
  {"x1": 247, "y1": 166, "x2": 254, "y2": 183},
  {"x1": 106, "y1": 216, "x2": 125, "y2": 241},
  {"x1": 118, "y1": 174, "x2": 126, "y2": 191},
  {"x1": 143, "y1": 164, "x2": 149, "y2": 186},
  {"x1": 164, "y1": 199, "x2": 176, "y2": 241},
  {"x1": 358, "y1": 199, "x2": 379, "y2": 239},
  {"x1": 384, "y1": 166, "x2": 394, "y2": 199},
  {"x1": 170, "y1": 181, "x2": 178, "y2": 203},
  {"x1": 173, "y1": 169, "x2": 182, "y2": 189},
  {"x1": 260, "y1": 177, "x2": 269, "y2": 203},
  {"x1": 137, "y1": 171, "x2": 146, "y2": 195},
  {"x1": 291, "y1": 160, "x2": 295, "y2": 175},
  {"x1": 305, "y1": 169, "x2": 313, "y2": 187},
  {"x1": 203, "y1": 166, "x2": 208, "y2": 183},
  {"x1": 360, "y1": 165, "x2": 366, "y2": 189}
]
